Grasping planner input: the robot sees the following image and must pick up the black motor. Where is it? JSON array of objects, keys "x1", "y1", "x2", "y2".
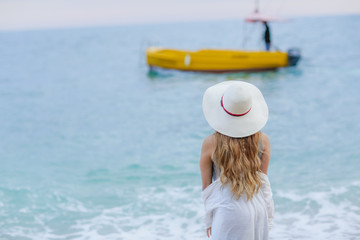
[{"x1": 287, "y1": 48, "x2": 301, "y2": 66}]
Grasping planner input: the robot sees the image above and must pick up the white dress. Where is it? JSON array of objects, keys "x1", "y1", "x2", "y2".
[{"x1": 202, "y1": 172, "x2": 274, "y2": 240}]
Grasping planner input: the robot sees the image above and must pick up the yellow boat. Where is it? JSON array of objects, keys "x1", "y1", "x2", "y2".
[{"x1": 146, "y1": 47, "x2": 300, "y2": 73}]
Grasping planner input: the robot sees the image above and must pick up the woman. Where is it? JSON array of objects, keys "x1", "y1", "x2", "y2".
[{"x1": 200, "y1": 81, "x2": 274, "y2": 240}]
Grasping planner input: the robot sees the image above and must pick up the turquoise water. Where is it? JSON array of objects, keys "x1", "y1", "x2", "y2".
[{"x1": 0, "y1": 15, "x2": 360, "y2": 239}]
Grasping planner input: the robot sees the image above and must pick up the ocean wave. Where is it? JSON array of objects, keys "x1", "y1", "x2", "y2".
[
  {"x1": 1, "y1": 182, "x2": 359, "y2": 239},
  {"x1": 271, "y1": 181, "x2": 360, "y2": 240}
]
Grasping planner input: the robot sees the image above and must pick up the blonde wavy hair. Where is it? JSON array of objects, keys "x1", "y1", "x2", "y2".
[{"x1": 213, "y1": 131, "x2": 262, "y2": 200}]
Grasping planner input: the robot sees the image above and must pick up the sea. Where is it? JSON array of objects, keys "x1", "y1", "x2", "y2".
[{"x1": 0, "y1": 14, "x2": 359, "y2": 240}]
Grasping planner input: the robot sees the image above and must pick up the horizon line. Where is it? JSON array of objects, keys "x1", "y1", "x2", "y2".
[{"x1": 1, "y1": 12, "x2": 359, "y2": 33}]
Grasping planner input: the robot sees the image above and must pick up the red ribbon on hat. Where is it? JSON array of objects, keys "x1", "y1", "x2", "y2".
[{"x1": 220, "y1": 95, "x2": 252, "y2": 117}]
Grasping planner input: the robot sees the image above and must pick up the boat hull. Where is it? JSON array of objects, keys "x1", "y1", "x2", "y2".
[{"x1": 146, "y1": 47, "x2": 291, "y2": 73}]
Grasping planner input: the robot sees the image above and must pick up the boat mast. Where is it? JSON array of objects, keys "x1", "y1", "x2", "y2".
[
  {"x1": 242, "y1": 0, "x2": 260, "y2": 48},
  {"x1": 255, "y1": 0, "x2": 259, "y2": 13}
]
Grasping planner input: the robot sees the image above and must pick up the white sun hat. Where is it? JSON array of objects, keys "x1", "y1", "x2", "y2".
[{"x1": 202, "y1": 81, "x2": 268, "y2": 138}]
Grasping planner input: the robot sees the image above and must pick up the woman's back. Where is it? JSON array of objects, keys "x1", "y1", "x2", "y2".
[
  {"x1": 212, "y1": 133, "x2": 264, "y2": 182},
  {"x1": 206, "y1": 132, "x2": 270, "y2": 183}
]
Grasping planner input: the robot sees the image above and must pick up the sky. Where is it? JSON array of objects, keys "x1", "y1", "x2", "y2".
[{"x1": 1, "y1": 0, "x2": 360, "y2": 31}]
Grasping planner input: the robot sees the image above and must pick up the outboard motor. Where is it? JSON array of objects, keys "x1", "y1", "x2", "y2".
[{"x1": 287, "y1": 48, "x2": 301, "y2": 66}]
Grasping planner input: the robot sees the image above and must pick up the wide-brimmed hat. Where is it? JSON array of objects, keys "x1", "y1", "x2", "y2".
[{"x1": 202, "y1": 81, "x2": 268, "y2": 138}]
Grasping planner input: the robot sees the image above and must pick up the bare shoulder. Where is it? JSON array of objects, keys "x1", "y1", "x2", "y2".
[
  {"x1": 261, "y1": 132, "x2": 270, "y2": 148},
  {"x1": 201, "y1": 134, "x2": 216, "y2": 157},
  {"x1": 200, "y1": 134, "x2": 216, "y2": 190},
  {"x1": 202, "y1": 134, "x2": 216, "y2": 148},
  {"x1": 260, "y1": 132, "x2": 271, "y2": 174}
]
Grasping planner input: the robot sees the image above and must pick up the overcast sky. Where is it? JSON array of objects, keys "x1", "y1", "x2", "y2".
[{"x1": 1, "y1": 0, "x2": 360, "y2": 31}]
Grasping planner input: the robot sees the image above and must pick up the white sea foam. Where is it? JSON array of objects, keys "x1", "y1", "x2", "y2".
[
  {"x1": 67, "y1": 186, "x2": 206, "y2": 240},
  {"x1": 272, "y1": 181, "x2": 360, "y2": 240},
  {"x1": 2, "y1": 182, "x2": 359, "y2": 240}
]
